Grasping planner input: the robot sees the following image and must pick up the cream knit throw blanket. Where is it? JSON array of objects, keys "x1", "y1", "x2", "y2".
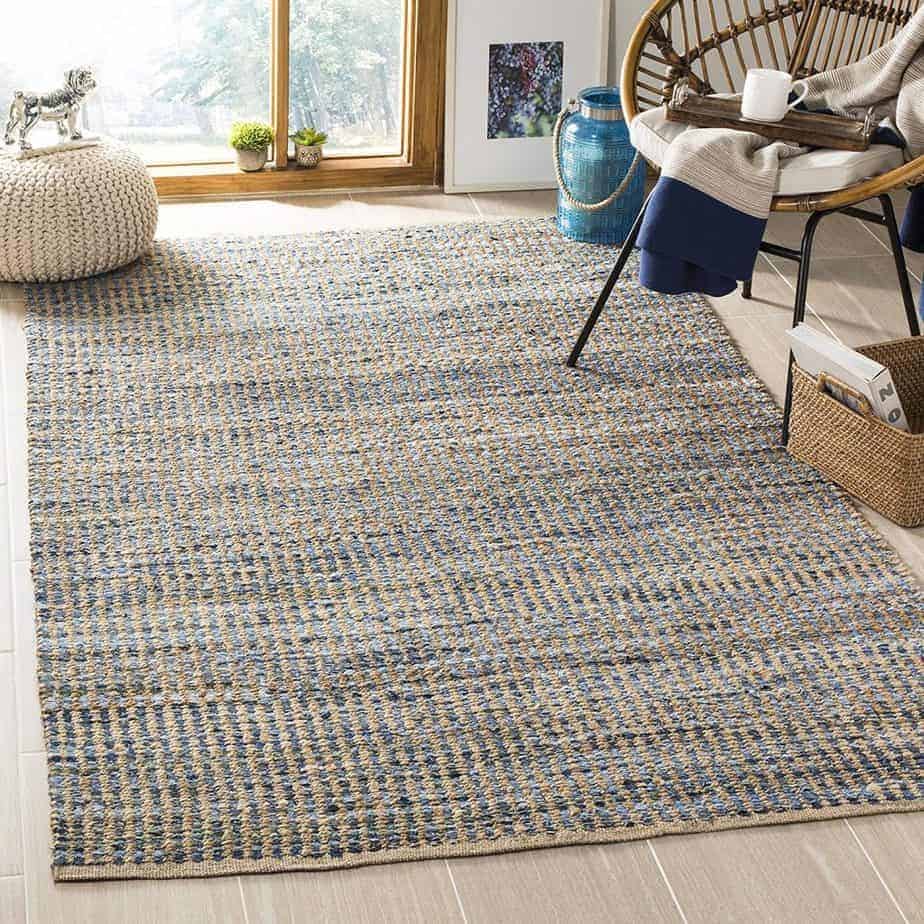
[{"x1": 631, "y1": 6, "x2": 924, "y2": 301}]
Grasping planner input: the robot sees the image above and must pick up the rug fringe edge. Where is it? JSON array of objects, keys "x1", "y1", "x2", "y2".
[{"x1": 52, "y1": 797, "x2": 924, "y2": 882}]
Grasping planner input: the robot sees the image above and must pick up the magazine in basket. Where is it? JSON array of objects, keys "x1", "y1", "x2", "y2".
[{"x1": 787, "y1": 324, "x2": 909, "y2": 431}]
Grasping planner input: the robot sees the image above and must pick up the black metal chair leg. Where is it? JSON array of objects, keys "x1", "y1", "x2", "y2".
[
  {"x1": 782, "y1": 210, "x2": 827, "y2": 445},
  {"x1": 741, "y1": 278, "x2": 752, "y2": 299},
  {"x1": 566, "y1": 195, "x2": 651, "y2": 368},
  {"x1": 879, "y1": 193, "x2": 921, "y2": 337}
]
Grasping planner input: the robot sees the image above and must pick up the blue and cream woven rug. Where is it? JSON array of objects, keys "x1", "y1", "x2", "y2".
[{"x1": 25, "y1": 220, "x2": 923, "y2": 881}]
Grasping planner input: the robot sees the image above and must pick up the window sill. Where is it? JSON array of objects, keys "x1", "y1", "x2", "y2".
[{"x1": 151, "y1": 155, "x2": 437, "y2": 199}]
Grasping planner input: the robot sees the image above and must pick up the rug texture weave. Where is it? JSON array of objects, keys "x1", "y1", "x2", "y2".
[{"x1": 25, "y1": 220, "x2": 923, "y2": 881}]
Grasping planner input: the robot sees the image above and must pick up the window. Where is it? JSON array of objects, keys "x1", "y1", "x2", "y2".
[
  {"x1": 1, "y1": 0, "x2": 442, "y2": 194},
  {"x1": 288, "y1": 0, "x2": 405, "y2": 157},
  {"x1": 1, "y1": 0, "x2": 271, "y2": 166}
]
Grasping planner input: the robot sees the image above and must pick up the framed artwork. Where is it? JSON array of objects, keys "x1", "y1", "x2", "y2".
[{"x1": 445, "y1": 0, "x2": 609, "y2": 193}]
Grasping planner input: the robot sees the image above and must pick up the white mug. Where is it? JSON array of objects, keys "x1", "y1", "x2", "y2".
[{"x1": 741, "y1": 68, "x2": 808, "y2": 123}]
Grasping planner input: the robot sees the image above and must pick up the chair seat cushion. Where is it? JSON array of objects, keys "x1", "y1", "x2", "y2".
[{"x1": 630, "y1": 106, "x2": 904, "y2": 196}]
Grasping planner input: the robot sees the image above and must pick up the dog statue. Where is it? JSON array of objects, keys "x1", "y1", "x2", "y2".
[{"x1": 4, "y1": 68, "x2": 97, "y2": 152}]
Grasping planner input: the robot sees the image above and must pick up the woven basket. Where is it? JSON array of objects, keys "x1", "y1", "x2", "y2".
[{"x1": 788, "y1": 336, "x2": 924, "y2": 527}]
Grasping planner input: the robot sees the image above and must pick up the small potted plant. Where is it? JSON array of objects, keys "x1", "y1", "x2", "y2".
[
  {"x1": 229, "y1": 121, "x2": 275, "y2": 172},
  {"x1": 290, "y1": 127, "x2": 328, "y2": 168}
]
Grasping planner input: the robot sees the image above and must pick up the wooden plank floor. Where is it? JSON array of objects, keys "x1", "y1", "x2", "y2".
[{"x1": 1, "y1": 189, "x2": 921, "y2": 924}]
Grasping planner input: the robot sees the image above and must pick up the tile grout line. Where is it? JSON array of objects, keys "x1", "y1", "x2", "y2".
[
  {"x1": 763, "y1": 216, "x2": 922, "y2": 342},
  {"x1": 444, "y1": 860, "x2": 470, "y2": 924},
  {"x1": 236, "y1": 875, "x2": 251, "y2": 924},
  {"x1": 17, "y1": 755, "x2": 31, "y2": 924},
  {"x1": 3, "y1": 308, "x2": 21, "y2": 645},
  {"x1": 646, "y1": 840, "x2": 689, "y2": 924},
  {"x1": 758, "y1": 251, "x2": 843, "y2": 343},
  {"x1": 12, "y1": 562, "x2": 33, "y2": 756},
  {"x1": 1, "y1": 295, "x2": 23, "y2": 424},
  {"x1": 2, "y1": 550, "x2": 25, "y2": 899},
  {"x1": 4, "y1": 649, "x2": 24, "y2": 880},
  {"x1": 467, "y1": 193, "x2": 484, "y2": 218},
  {"x1": 852, "y1": 214, "x2": 923, "y2": 283},
  {"x1": 11, "y1": 297, "x2": 36, "y2": 808},
  {"x1": 843, "y1": 820, "x2": 910, "y2": 924},
  {"x1": 0, "y1": 382, "x2": 7, "y2": 486},
  {"x1": 1, "y1": 313, "x2": 16, "y2": 652},
  {"x1": 854, "y1": 214, "x2": 895, "y2": 255}
]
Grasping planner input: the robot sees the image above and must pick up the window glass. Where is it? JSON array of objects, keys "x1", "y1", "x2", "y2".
[
  {"x1": 0, "y1": 0, "x2": 270, "y2": 165},
  {"x1": 288, "y1": 0, "x2": 404, "y2": 157}
]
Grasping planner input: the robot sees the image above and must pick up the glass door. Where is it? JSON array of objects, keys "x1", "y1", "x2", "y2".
[{"x1": 287, "y1": 0, "x2": 406, "y2": 158}]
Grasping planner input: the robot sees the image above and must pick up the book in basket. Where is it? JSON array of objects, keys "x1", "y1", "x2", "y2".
[{"x1": 786, "y1": 324, "x2": 909, "y2": 431}]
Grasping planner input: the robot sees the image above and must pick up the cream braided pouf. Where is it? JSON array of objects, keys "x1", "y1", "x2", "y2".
[{"x1": 0, "y1": 141, "x2": 158, "y2": 282}]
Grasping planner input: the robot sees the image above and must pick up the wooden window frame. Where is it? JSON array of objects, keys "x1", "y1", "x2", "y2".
[{"x1": 152, "y1": 0, "x2": 445, "y2": 198}]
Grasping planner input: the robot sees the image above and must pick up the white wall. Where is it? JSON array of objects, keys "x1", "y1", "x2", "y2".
[{"x1": 607, "y1": 0, "x2": 651, "y2": 87}]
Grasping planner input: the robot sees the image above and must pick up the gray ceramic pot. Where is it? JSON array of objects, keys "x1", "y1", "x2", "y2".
[{"x1": 235, "y1": 147, "x2": 269, "y2": 172}]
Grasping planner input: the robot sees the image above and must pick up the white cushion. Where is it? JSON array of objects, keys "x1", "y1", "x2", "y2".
[
  {"x1": 772, "y1": 145, "x2": 904, "y2": 195},
  {"x1": 630, "y1": 107, "x2": 904, "y2": 196}
]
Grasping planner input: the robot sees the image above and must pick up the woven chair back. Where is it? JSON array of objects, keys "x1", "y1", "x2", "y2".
[{"x1": 624, "y1": 0, "x2": 921, "y2": 120}]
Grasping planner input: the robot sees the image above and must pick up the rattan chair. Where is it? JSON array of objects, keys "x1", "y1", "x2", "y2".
[{"x1": 566, "y1": 0, "x2": 924, "y2": 442}]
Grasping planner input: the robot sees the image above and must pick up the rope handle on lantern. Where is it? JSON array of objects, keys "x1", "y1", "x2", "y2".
[{"x1": 553, "y1": 98, "x2": 644, "y2": 213}]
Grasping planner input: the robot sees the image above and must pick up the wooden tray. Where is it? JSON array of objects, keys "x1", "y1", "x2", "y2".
[{"x1": 665, "y1": 91, "x2": 873, "y2": 151}]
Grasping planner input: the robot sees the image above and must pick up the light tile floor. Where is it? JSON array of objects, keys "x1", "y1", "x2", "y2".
[{"x1": 1, "y1": 189, "x2": 921, "y2": 924}]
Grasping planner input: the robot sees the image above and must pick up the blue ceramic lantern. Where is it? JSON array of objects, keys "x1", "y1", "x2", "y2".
[{"x1": 554, "y1": 87, "x2": 645, "y2": 244}]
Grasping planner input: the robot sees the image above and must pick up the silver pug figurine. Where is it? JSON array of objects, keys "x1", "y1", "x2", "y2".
[{"x1": 4, "y1": 67, "x2": 97, "y2": 152}]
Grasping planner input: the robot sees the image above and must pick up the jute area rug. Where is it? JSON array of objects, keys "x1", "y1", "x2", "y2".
[{"x1": 25, "y1": 220, "x2": 922, "y2": 881}]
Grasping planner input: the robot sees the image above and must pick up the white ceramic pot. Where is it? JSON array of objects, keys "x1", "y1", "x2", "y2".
[
  {"x1": 235, "y1": 147, "x2": 269, "y2": 172},
  {"x1": 293, "y1": 143, "x2": 324, "y2": 168}
]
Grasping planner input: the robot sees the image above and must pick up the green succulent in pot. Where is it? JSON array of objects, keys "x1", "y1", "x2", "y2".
[
  {"x1": 290, "y1": 127, "x2": 328, "y2": 147},
  {"x1": 229, "y1": 121, "x2": 275, "y2": 172},
  {"x1": 290, "y1": 127, "x2": 328, "y2": 168}
]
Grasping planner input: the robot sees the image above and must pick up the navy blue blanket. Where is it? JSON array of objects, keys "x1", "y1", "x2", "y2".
[{"x1": 638, "y1": 177, "x2": 924, "y2": 313}]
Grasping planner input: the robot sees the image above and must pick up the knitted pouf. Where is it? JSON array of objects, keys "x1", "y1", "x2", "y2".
[{"x1": 0, "y1": 141, "x2": 158, "y2": 283}]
